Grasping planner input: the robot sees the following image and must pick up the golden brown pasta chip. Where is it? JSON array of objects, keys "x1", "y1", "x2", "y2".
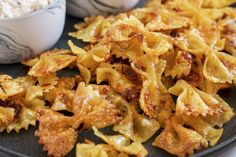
[
  {"x1": 69, "y1": 16, "x2": 110, "y2": 43},
  {"x1": 169, "y1": 80, "x2": 225, "y2": 117},
  {"x1": 35, "y1": 109, "x2": 77, "y2": 157},
  {"x1": 174, "y1": 28, "x2": 208, "y2": 57},
  {"x1": 132, "y1": 57, "x2": 174, "y2": 119},
  {"x1": 204, "y1": 94, "x2": 234, "y2": 127},
  {"x1": 28, "y1": 49, "x2": 77, "y2": 77},
  {"x1": 93, "y1": 127, "x2": 148, "y2": 157},
  {"x1": 37, "y1": 73, "x2": 59, "y2": 92},
  {"x1": 57, "y1": 77, "x2": 76, "y2": 90},
  {"x1": 69, "y1": 40, "x2": 111, "y2": 75},
  {"x1": 51, "y1": 90, "x2": 75, "y2": 112},
  {"x1": 181, "y1": 115, "x2": 223, "y2": 146},
  {"x1": 0, "y1": 99, "x2": 37, "y2": 133},
  {"x1": 146, "y1": 8, "x2": 189, "y2": 31},
  {"x1": 0, "y1": 75, "x2": 24, "y2": 100},
  {"x1": 1, "y1": 0, "x2": 236, "y2": 157},
  {"x1": 202, "y1": 0, "x2": 236, "y2": 8},
  {"x1": 6, "y1": 106, "x2": 36, "y2": 133},
  {"x1": 72, "y1": 83, "x2": 122, "y2": 129},
  {"x1": 113, "y1": 102, "x2": 160, "y2": 142},
  {"x1": 152, "y1": 116, "x2": 208, "y2": 157},
  {"x1": 143, "y1": 32, "x2": 173, "y2": 56},
  {"x1": 0, "y1": 106, "x2": 14, "y2": 127},
  {"x1": 24, "y1": 85, "x2": 46, "y2": 111},
  {"x1": 163, "y1": 50, "x2": 193, "y2": 78},
  {"x1": 110, "y1": 33, "x2": 144, "y2": 61},
  {"x1": 216, "y1": 51, "x2": 236, "y2": 83},
  {"x1": 96, "y1": 63, "x2": 141, "y2": 101},
  {"x1": 76, "y1": 142, "x2": 129, "y2": 157},
  {"x1": 203, "y1": 51, "x2": 233, "y2": 83}
]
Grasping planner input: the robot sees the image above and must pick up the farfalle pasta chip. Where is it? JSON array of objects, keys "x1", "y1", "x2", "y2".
[
  {"x1": 69, "y1": 16, "x2": 113, "y2": 43},
  {"x1": 221, "y1": 17, "x2": 236, "y2": 56},
  {"x1": 173, "y1": 28, "x2": 209, "y2": 57},
  {"x1": 0, "y1": 106, "x2": 14, "y2": 127},
  {"x1": 69, "y1": 40, "x2": 111, "y2": 75},
  {"x1": 131, "y1": 57, "x2": 174, "y2": 119},
  {"x1": 24, "y1": 85, "x2": 46, "y2": 111},
  {"x1": 93, "y1": 127, "x2": 148, "y2": 157},
  {"x1": 202, "y1": 0, "x2": 236, "y2": 8},
  {"x1": 181, "y1": 115, "x2": 223, "y2": 146},
  {"x1": 204, "y1": 94, "x2": 234, "y2": 127},
  {"x1": 113, "y1": 100, "x2": 160, "y2": 142},
  {"x1": 0, "y1": 100, "x2": 37, "y2": 133},
  {"x1": 56, "y1": 77, "x2": 76, "y2": 90},
  {"x1": 143, "y1": 32, "x2": 173, "y2": 56},
  {"x1": 51, "y1": 90, "x2": 75, "y2": 112},
  {"x1": 0, "y1": 75, "x2": 24, "y2": 100},
  {"x1": 76, "y1": 141, "x2": 129, "y2": 157},
  {"x1": 5, "y1": 106, "x2": 37, "y2": 133},
  {"x1": 169, "y1": 80, "x2": 225, "y2": 117},
  {"x1": 203, "y1": 51, "x2": 233, "y2": 83},
  {"x1": 146, "y1": 8, "x2": 189, "y2": 31},
  {"x1": 28, "y1": 49, "x2": 77, "y2": 77},
  {"x1": 72, "y1": 83, "x2": 122, "y2": 129},
  {"x1": 163, "y1": 50, "x2": 193, "y2": 78},
  {"x1": 216, "y1": 51, "x2": 236, "y2": 83},
  {"x1": 103, "y1": 23, "x2": 143, "y2": 42},
  {"x1": 171, "y1": 0, "x2": 214, "y2": 26},
  {"x1": 0, "y1": 0, "x2": 236, "y2": 157},
  {"x1": 37, "y1": 73, "x2": 59, "y2": 92},
  {"x1": 152, "y1": 116, "x2": 208, "y2": 157},
  {"x1": 35, "y1": 109, "x2": 77, "y2": 157},
  {"x1": 128, "y1": 8, "x2": 159, "y2": 25},
  {"x1": 96, "y1": 63, "x2": 141, "y2": 101},
  {"x1": 110, "y1": 33, "x2": 144, "y2": 61}
]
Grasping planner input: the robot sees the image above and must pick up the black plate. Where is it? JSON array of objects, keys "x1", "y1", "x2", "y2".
[{"x1": 0, "y1": 1, "x2": 236, "y2": 157}]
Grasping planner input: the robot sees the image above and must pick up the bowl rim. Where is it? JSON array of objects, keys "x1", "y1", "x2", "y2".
[{"x1": 0, "y1": 0, "x2": 62, "y2": 21}]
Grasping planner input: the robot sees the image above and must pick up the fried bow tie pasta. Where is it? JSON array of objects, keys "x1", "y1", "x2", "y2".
[
  {"x1": 76, "y1": 140, "x2": 129, "y2": 157},
  {"x1": 1, "y1": 0, "x2": 236, "y2": 157}
]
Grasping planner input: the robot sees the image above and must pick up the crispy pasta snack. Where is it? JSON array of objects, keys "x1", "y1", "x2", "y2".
[{"x1": 0, "y1": 0, "x2": 236, "y2": 157}]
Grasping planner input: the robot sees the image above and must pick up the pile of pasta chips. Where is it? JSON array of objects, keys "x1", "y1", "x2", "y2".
[{"x1": 1, "y1": 0, "x2": 236, "y2": 156}]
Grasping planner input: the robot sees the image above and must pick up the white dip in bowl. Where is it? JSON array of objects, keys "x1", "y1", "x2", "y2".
[
  {"x1": 0, "y1": 0, "x2": 54, "y2": 18},
  {"x1": 0, "y1": 0, "x2": 66, "y2": 63}
]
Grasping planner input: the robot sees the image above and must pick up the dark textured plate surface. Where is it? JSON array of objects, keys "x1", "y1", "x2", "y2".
[{"x1": 0, "y1": 1, "x2": 236, "y2": 157}]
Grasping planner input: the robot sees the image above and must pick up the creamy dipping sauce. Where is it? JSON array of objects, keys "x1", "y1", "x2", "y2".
[{"x1": 0, "y1": 0, "x2": 54, "y2": 18}]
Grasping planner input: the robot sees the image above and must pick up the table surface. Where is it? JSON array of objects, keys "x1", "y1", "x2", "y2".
[{"x1": 212, "y1": 142, "x2": 236, "y2": 157}]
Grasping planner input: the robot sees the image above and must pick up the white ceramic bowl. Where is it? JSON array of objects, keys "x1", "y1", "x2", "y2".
[
  {"x1": 0, "y1": 0, "x2": 66, "y2": 63},
  {"x1": 67, "y1": 0, "x2": 140, "y2": 18}
]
